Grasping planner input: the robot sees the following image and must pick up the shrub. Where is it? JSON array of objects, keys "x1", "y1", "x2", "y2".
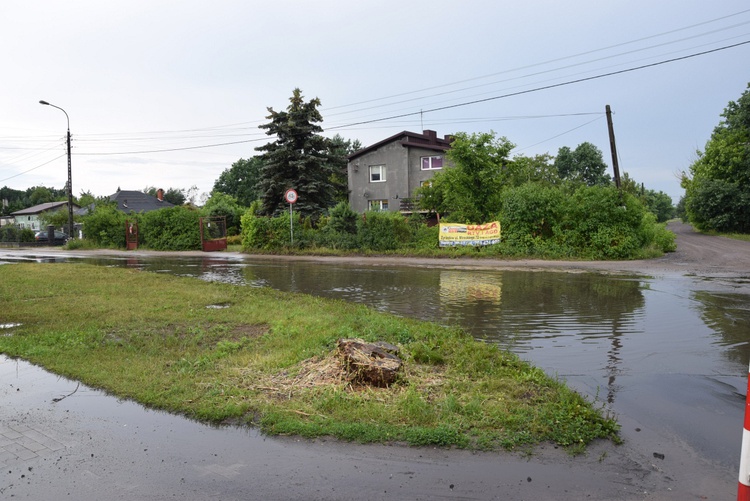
[
  {"x1": 0, "y1": 226, "x2": 35, "y2": 243},
  {"x1": 82, "y1": 204, "x2": 129, "y2": 248},
  {"x1": 560, "y1": 186, "x2": 646, "y2": 259},
  {"x1": 499, "y1": 183, "x2": 565, "y2": 256},
  {"x1": 357, "y1": 211, "x2": 411, "y2": 251},
  {"x1": 141, "y1": 206, "x2": 201, "y2": 250},
  {"x1": 637, "y1": 212, "x2": 676, "y2": 254},
  {"x1": 686, "y1": 179, "x2": 750, "y2": 233},
  {"x1": 241, "y1": 210, "x2": 300, "y2": 250},
  {"x1": 314, "y1": 203, "x2": 361, "y2": 250},
  {"x1": 327, "y1": 202, "x2": 358, "y2": 234}
]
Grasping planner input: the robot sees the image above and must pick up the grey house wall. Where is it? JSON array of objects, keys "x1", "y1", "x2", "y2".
[{"x1": 348, "y1": 142, "x2": 449, "y2": 213}]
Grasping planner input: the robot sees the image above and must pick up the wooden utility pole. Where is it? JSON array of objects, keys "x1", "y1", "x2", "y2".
[{"x1": 606, "y1": 105, "x2": 622, "y2": 190}]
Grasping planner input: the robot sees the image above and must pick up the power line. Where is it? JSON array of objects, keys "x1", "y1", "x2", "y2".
[
  {"x1": 0, "y1": 154, "x2": 67, "y2": 183},
  {"x1": 325, "y1": 39, "x2": 750, "y2": 131},
  {"x1": 324, "y1": 28, "x2": 750, "y2": 120},
  {"x1": 322, "y1": 8, "x2": 750, "y2": 113},
  {"x1": 76, "y1": 137, "x2": 268, "y2": 156},
  {"x1": 515, "y1": 116, "x2": 607, "y2": 152},
  {"x1": 65, "y1": 38, "x2": 750, "y2": 156}
]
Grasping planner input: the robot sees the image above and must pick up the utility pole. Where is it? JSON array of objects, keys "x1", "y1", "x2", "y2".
[
  {"x1": 606, "y1": 105, "x2": 622, "y2": 190},
  {"x1": 40, "y1": 100, "x2": 74, "y2": 238}
]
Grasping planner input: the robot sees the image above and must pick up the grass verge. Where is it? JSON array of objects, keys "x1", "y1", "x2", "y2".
[{"x1": 0, "y1": 263, "x2": 619, "y2": 452}]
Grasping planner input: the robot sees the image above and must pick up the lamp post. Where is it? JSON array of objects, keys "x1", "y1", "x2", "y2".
[{"x1": 39, "y1": 100, "x2": 74, "y2": 239}]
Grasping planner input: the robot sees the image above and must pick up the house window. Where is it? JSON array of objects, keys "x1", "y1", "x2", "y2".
[
  {"x1": 368, "y1": 199, "x2": 389, "y2": 211},
  {"x1": 421, "y1": 155, "x2": 443, "y2": 170},
  {"x1": 369, "y1": 165, "x2": 386, "y2": 182}
]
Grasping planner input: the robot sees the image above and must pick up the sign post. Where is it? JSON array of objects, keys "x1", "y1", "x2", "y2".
[{"x1": 284, "y1": 189, "x2": 298, "y2": 245}]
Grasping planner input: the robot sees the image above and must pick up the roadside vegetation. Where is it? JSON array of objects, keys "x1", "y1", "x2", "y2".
[
  {"x1": 3, "y1": 87, "x2": 678, "y2": 258},
  {"x1": 0, "y1": 263, "x2": 619, "y2": 453},
  {"x1": 681, "y1": 82, "x2": 750, "y2": 234}
]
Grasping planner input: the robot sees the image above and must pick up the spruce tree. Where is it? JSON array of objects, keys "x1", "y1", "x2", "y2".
[{"x1": 255, "y1": 88, "x2": 334, "y2": 218}]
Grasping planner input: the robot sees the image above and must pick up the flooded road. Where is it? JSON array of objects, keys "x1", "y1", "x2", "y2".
[{"x1": 2, "y1": 226, "x2": 750, "y2": 500}]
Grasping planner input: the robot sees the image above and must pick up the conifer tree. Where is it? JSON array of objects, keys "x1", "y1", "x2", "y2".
[{"x1": 255, "y1": 88, "x2": 334, "y2": 218}]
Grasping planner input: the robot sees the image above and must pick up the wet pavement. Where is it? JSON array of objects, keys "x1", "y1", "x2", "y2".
[{"x1": 2, "y1": 355, "x2": 668, "y2": 501}]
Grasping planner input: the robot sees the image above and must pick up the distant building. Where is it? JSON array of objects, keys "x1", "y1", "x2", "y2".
[
  {"x1": 347, "y1": 130, "x2": 453, "y2": 213},
  {"x1": 9, "y1": 201, "x2": 81, "y2": 231},
  {"x1": 110, "y1": 189, "x2": 174, "y2": 213}
]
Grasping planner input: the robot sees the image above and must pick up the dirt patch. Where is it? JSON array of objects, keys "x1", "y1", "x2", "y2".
[{"x1": 228, "y1": 323, "x2": 269, "y2": 341}]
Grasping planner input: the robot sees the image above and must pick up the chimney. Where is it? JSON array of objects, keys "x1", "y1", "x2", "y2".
[
  {"x1": 156, "y1": 188, "x2": 164, "y2": 201},
  {"x1": 423, "y1": 130, "x2": 437, "y2": 143}
]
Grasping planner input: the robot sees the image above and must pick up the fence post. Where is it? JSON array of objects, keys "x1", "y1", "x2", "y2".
[{"x1": 739, "y1": 361, "x2": 750, "y2": 500}]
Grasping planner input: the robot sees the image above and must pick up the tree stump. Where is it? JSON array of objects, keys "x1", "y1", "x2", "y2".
[{"x1": 337, "y1": 339, "x2": 402, "y2": 387}]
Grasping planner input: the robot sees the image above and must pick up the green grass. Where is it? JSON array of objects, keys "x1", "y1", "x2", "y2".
[
  {"x1": 0, "y1": 263, "x2": 619, "y2": 452},
  {"x1": 722, "y1": 232, "x2": 750, "y2": 242}
]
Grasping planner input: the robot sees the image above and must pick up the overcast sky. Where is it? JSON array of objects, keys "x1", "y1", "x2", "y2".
[{"x1": 2, "y1": 1, "x2": 749, "y2": 204}]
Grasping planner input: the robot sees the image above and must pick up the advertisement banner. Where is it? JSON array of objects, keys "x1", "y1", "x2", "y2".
[{"x1": 438, "y1": 221, "x2": 501, "y2": 247}]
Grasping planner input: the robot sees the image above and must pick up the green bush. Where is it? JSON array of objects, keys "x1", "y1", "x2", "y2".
[
  {"x1": 357, "y1": 211, "x2": 411, "y2": 251},
  {"x1": 82, "y1": 204, "x2": 129, "y2": 248},
  {"x1": 686, "y1": 179, "x2": 750, "y2": 233},
  {"x1": 141, "y1": 206, "x2": 201, "y2": 250},
  {"x1": 0, "y1": 226, "x2": 35, "y2": 243},
  {"x1": 499, "y1": 183, "x2": 565, "y2": 256},
  {"x1": 241, "y1": 209, "x2": 300, "y2": 250},
  {"x1": 314, "y1": 202, "x2": 361, "y2": 250},
  {"x1": 327, "y1": 201, "x2": 358, "y2": 234},
  {"x1": 637, "y1": 212, "x2": 676, "y2": 254},
  {"x1": 560, "y1": 186, "x2": 646, "y2": 259},
  {"x1": 407, "y1": 223, "x2": 439, "y2": 251}
]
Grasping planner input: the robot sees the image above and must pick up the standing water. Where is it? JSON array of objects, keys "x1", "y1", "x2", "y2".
[{"x1": 2, "y1": 250, "x2": 749, "y2": 499}]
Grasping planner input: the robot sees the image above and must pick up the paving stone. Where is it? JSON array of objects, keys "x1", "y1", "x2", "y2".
[
  {"x1": 1, "y1": 430, "x2": 23, "y2": 440},
  {"x1": 4, "y1": 443, "x2": 37, "y2": 461}
]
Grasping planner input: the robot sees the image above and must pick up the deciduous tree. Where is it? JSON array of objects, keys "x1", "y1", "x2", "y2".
[
  {"x1": 213, "y1": 157, "x2": 264, "y2": 207},
  {"x1": 417, "y1": 131, "x2": 514, "y2": 223},
  {"x1": 683, "y1": 82, "x2": 750, "y2": 232},
  {"x1": 554, "y1": 142, "x2": 611, "y2": 186}
]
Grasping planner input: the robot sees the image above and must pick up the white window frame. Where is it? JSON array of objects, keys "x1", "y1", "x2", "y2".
[
  {"x1": 369, "y1": 165, "x2": 386, "y2": 182},
  {"x1": 368, "y1": 199, "x2": 389, "y2": 211},
  {"x1": 421, "y1": 155, "x2": 444, "y2": 170}
]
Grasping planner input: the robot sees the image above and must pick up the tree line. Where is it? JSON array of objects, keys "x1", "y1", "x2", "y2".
[
  {"x1": 681, "y1": 82, "x2": 750, "y2": 233},
  {"x1": 4, "y1": 87, "x2": 687, "y2": 257}
]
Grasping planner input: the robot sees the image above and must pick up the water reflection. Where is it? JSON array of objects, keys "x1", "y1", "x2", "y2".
[{"x1": 692, "y1": 291, "x2": 750, "y2": 367}]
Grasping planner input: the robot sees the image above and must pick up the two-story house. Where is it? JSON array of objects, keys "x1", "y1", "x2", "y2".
[{"x1": 347, "y1": 129, "x2": 452, "y2": 213}]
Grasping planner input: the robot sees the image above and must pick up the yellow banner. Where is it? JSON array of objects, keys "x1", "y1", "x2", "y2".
[{"x1": 438, "y1": 222, "x2": 501, "y2": 247}]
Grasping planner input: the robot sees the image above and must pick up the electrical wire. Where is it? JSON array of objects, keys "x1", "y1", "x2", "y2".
[
  {"x1": 325, "y1": 39, "x2": 750, "y2": 131},
  {"x1": 0, "y1": 154, "x2": 66, "y2": 183},
  {"x1": 322, "y1": 8, "x2": 750, "y2": 113}
]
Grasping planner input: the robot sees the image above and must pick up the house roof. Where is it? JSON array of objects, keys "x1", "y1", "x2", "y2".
[
  {"x1": 348, "y1": 129, "x2": 453, "y2": 162},
  {"x1": 10, "y1": 201, "x2": 80, "y2": 216},
  {"x1": 110, "y1": 190, "x2": 174, "y2": 213}
]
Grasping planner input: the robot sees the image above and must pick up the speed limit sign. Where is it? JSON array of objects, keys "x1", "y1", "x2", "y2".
[{"x1": 284, "y1": 189, "x2": 298, "y2": 204}]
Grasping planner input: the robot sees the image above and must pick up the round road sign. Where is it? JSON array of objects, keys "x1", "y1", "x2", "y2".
[{"x1": 284, "y1": 189, "x2": 298, "y2": 204}]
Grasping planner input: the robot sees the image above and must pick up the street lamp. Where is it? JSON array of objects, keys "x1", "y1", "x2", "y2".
[{"x1": 39, "y1": 100, "x2": 74, "y2": 239}]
